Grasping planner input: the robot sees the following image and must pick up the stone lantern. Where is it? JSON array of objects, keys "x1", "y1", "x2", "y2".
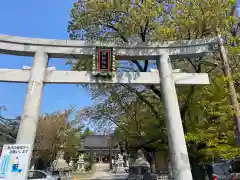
[{"x1": 51, "y1": 143, "x2": 73, "y2": 179}]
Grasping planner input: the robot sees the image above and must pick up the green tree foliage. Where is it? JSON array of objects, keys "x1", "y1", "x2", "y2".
[
  {"x1": 0, "y1": 106, "x2": 20, "y2": 143},
  {"x1": 34, "y1": 110, "x2": 83, "y2": 168},
  {"x1": 184, "y1": 76, "x2": 237, "y2": 161},
  {"x1": 68, "y1": 0, "x2": 240, "y2": 162},
  {"x1": 82, "y1": 127, "x2": 94, "y2": 138},
  {"x1": 0, "y1": 116, "x2": 20, "y2": 144}
]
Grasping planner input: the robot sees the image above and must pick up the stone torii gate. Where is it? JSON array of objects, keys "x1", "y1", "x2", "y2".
[{"x1": 0, "y1": 35, "x2": 218, "y2": 180}]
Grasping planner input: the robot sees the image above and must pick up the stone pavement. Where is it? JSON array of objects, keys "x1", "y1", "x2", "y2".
[{"x1": 89, "y1": 163, "x2": 128, "y2": 180}]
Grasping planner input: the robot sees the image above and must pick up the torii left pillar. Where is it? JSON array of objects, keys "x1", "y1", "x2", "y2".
[{"x1": 16, "y1": 51, "x2": 48, "y2": 179}]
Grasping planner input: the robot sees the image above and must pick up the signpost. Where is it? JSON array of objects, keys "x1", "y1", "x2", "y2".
[{"x1": 0, "y1": 144, "x2": 32, "y2": 180}]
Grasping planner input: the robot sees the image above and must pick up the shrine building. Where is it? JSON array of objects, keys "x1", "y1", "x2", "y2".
[{"x1": 79, "y1": 135, "x2": 120, "y2": 163}]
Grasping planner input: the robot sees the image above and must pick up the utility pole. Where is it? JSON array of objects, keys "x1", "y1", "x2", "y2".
[
  {"x1": 237, "y1": 0, "x2": 240, "y2": 16},
  {"x1": 231, "y1": 0, "x2": 240, "y2": 17},
  {"x1": 218, "y1": 0, "x2": 240, "y2": 145},
  {"x1": 217, "y1": 35, "x2": 240, "y2": 145}
]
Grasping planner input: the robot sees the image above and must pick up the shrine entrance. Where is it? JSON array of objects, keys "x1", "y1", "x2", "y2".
[
  {"x1": 95, "y1": 156, "x2": 109, "y2": 163},
  {"x1": 0, "y1": 34, "x2": 219, "y2": 180},
  {"x1": 79, "y1": 135, "x2": 120, "y2": 165}
]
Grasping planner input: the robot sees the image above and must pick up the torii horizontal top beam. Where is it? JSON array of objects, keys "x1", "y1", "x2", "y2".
[
  {"x1": 0, "y1": 35, "x2": 217, "y2": 59},
  {"x1": 0, "y1": 69, "x2": 209, "y2": 85}
]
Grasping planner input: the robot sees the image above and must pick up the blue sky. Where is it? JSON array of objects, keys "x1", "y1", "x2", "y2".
[{"x1": 0, "y1": 0, "x2": 92, "y2": 118}]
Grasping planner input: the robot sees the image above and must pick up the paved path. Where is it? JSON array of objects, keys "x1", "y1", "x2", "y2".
[
  {"x1": 90, "y1": 163, "x2": 111, "y2": 179},
  {"x1": 89, "y1": 163, "x2": 128, "y2": 180}
]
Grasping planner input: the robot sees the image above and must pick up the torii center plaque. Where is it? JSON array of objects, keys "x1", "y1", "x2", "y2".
[{"x1": 95, "y1": 47, "x2": 114, "y2": 76}]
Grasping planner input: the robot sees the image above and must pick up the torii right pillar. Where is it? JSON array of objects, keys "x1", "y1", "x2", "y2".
[{"x1": 157, "y1": 54, "x2": 193, "y2": 180}]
